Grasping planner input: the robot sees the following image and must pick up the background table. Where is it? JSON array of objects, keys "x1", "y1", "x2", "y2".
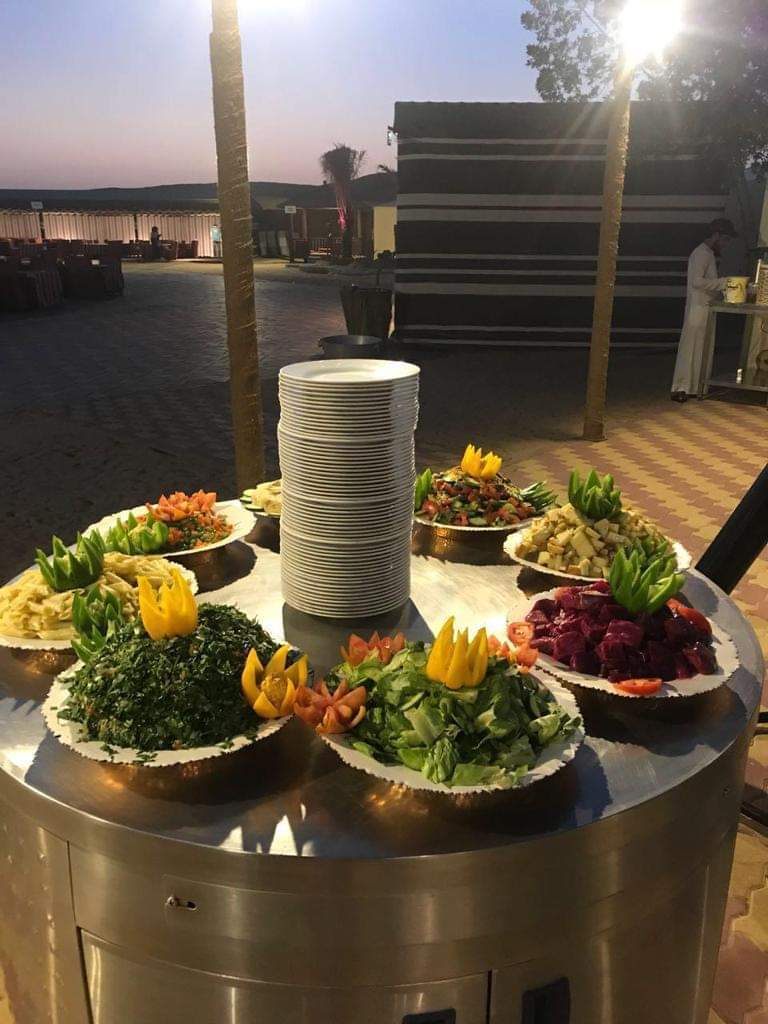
[
  {"x1": 701, "y1": 302, "x2": 768, "y2": 404},
  {"x1": 0, "y1": 538, "x2": 762, "y2": 1024}
]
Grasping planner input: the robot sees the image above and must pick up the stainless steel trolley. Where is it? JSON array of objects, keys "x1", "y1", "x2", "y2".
[{"x1": 0, "y1": 546, "x2": 761, "y2": 1024}]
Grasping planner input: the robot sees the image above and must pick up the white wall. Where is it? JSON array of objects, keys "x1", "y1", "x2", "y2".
[
  {"x1": 373, "y1": 204, "x2": 396, "y2": 255},
  {"x1": 0, "y1": 210, "x2": 41, "y2": 239},
  {"x1": 42, "y1": 212, "x2": 135, "y2": 242},
  {"x1": 136, "y1": 213, "x2": 219, "y2": 257}
]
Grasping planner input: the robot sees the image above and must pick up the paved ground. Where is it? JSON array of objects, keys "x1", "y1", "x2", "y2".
[{"x1": 1, "y1": 259, "x2": 767, "y2": 1023}]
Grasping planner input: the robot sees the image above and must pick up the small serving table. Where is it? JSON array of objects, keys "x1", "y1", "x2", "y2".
[
  {"x1": 0, "y1": 533, "x2": 762, "y2": 1024},
  {"x1": 700, "y1": 301, "x2": 768, "y2": 404}
]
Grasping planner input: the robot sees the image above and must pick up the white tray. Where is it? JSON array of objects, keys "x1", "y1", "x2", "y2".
[
  {"x1": 505, "y1": 533, "x2": 692, "y2": 581},
  {"x1": 509, "y1": 588, "x2": 739, "y2": 699},
  {"x1": 0, "y1": 562, "x2": 198, "y2": 651},
  {"x1": 86, "y1": 499, "x2": 254, "y2": 557}
]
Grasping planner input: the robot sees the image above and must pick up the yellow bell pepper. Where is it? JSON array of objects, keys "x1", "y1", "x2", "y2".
[
  {"x1": 460, "y1": 444, "x2": 503, "y2": 481},
  {"x1": 241, "y1": 644, "x2": 308, "y2": 719},
  {"x1": 137, "y1": 569, "x2": 198, "y2": 641},
  {"x1": 426, "y1": 618, "x2": 488, "y2": 689}
]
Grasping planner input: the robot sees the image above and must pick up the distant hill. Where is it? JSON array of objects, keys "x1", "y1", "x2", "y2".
[{"x1": 0, "y1": 173, "x2": 398, "y2": 210}]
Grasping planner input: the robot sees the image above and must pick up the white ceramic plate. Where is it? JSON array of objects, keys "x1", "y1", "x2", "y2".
[
  {"x1": 282, "y1": 595, "x2": 410, "y2": 618},
  {"x1": 86, "y1": 500, "x2": 254, "y2": 558},
  {"x1": 280, "y1": 430, "x2": 417, "y2": 450},
  {"x1": 281, "y1": 573, "x2": 410, "y2": 592},
  {"x1": 505, "y1": 532, "x2": 692, "y2": 581},
  {"x1": 510, "y1": 588, "x2": 738, "y2": 699},
  {"x1": 0, "y1": 562, "x2": 199, "y2": 652},
  {"x1": 278, "y1": 454, "x2": 416, "y2": 475},
  {"x1": 280, "y1": 360, "x2": 420, "y2": 385},
  {"x1": 319, "y1": 675, "x2": 584, "y2": 794}
]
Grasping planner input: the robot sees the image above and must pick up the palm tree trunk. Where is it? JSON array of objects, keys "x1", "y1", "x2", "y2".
[
  {"x1": 583, "y1": 62, "x2": 633, "y2": 442},
  {"x1": 210, "y1": 0, "x2": 265, "y2": 489},
  {"x1": 342, "y1": 209, "x2": 353, "y2": 258}
]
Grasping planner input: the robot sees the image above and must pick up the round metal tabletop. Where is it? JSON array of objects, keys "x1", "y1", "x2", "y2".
[{"x1": 0, "y1": 539, "x2": 762, "y2": 862}]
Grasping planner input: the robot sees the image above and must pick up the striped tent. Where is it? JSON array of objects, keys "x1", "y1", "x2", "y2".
[{"x1": 393, "y1": 101, "x2": 729, "y2": 347}]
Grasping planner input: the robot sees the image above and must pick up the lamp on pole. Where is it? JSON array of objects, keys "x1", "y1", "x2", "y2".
[
  {"x1": 582, "y1": 0, "x2": 684, "y2": 441},
  {"x1": 210, "y1": 0, "x2": 265, "y2": 488}
]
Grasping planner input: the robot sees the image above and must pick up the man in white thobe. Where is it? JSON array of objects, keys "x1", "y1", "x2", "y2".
[{"x1": 671, "y1": 217, "x2": 737, "y2": 402}]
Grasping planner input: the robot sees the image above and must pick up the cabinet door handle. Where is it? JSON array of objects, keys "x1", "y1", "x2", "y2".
[{"x1": 165, "y1": 895, "x2": 198, "y2": 911}]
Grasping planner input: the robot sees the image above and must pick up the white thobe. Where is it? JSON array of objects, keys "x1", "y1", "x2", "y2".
[{"x1": 672, "y1": 242, "x2": 726, "y2": 394}]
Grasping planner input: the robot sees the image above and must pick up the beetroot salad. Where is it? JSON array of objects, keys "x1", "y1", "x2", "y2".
[{"x1": 524, "y1": 581, "x2": 718, "y2": 684}]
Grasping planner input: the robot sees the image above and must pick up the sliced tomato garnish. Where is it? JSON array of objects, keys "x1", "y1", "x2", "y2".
[
  {"x1": 668, "y1": 601, "x2": 712, "y2": 636},
  {"x1": 513, "y1": 643, "x2": 538, "y2": 669},
  {"x1": 507, "y1": 621, "x2": 535, "y2": 644},
  {"x1": 341, "y1": 634, "x2": 372, "y2": 666},
  {"x1": 341, "y1": 631, "x2": 406, "y2": 667},
  {"x1": 614, "y1": 678, "x2": 663, "y2": 696}
]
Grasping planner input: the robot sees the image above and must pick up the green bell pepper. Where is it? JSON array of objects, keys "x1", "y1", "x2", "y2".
[{"x1": 35, "y1": 533, "x2": 104, "y2": 592}]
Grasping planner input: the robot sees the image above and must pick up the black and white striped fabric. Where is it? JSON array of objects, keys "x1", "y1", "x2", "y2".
[{"x1": 393, "y1": 102, "x2": 728, "y2": 347}]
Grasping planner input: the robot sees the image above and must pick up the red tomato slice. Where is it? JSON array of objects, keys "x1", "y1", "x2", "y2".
[
  {"x1": 507, "y1": 621, "x2": 534, "y2": 644},
  {"x1": 342, "y1": 634, "x2": 372, "y2": 666},
  {"x1": 513, "y1": 643, "x2": 538, "y2": 669},
  {"x1": 667, "y1": 601, "x2": 712, "y2": 636},
  {"x1": 614, "y1": 678, "x2": 663, "y2": 696}
]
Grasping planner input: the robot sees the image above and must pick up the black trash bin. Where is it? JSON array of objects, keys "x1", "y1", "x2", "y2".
[{"x1": 319, "y1": 334, "x2": 381, "y2": 358}]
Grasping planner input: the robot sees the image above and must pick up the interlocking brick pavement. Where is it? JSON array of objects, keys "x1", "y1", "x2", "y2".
[{"x1": 0, "y1": 260, "x2": 766, "y2": 1022}]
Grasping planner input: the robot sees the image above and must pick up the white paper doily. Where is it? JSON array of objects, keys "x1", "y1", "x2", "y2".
[
  {"x1": 508, "y1": 588, "x2": 739, "y2": 699},
  {"x1": 0, "y1": 563, "x2": 198, "y2": 652},
  {"x1": 86, "y1": 499, "x2": 254, "y2": 557},
  {"x1": 414, "y1": 514, "x2": 538, "y2": 535},
  {"x1": 319, "y1": 675, "x2": 584, "y2": 794}
]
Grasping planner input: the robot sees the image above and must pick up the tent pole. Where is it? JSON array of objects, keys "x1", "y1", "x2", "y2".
[
  {"x1": 582, "y1": 62, "x2": 633, "y2": 442},
  {"x1": 210, "y1": 0, "x2": 264, "y2": 489}
]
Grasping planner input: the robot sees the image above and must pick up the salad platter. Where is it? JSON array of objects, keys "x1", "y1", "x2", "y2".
[
  {"x1": 506, "y1": 468, "x2": 691, "y2": 580},
  {"x1": 510, "y1": 548, "x2": 739, "y2": 698},
  {"x1": 0, "y1": 532, "x2": 197, "y2": 651},
  {"x1": 414, "y1": 444, "x2": 556, "y2": 533},
  {"x1": 87, "y1": 491, "x2": 254, "y2": 557},
  {"x1": 42, "y1": 568, "x2": 308, "y2": 765},
  {"x1": 241, "y1": 480, "x2": 282, "y2": 519},
  {"x1": 293, "y1": 621, "x2": 583, "y2": 794}
]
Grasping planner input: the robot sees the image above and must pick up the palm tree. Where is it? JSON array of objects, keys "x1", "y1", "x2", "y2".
[{"x1": 320, "y1": 144, "x2": 365, "y2": 258}]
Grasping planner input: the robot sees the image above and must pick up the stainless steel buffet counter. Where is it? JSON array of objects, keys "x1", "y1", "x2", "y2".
[{"x1": 0, "y1": 535, "x2": 762, "y2": 1024}]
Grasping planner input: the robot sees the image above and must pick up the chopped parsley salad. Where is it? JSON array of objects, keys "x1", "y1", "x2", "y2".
[{"x1": 141, "y1": 490, "x2": 233, "y2": 551}]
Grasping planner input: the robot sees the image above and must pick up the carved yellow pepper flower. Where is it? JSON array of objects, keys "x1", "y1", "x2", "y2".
[
  {"x1": 426, "y1": 617, "x2": 489, "y2": 689},
  {"x1": 241, "y1": 645, "x2": 308, "y2": 719},
  {"x1": 137, "y1": 569, "x2": 198, "y2": 640},
  {"x1": 460, "y1": 443, "x2": 502, "y2": 480}
]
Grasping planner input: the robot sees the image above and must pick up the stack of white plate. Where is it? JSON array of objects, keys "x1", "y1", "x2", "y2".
[{"x1": 279, "y1": 359, "x2": 420, "y2": 617}]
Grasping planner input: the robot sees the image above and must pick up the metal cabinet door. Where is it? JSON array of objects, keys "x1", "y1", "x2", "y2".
[
  {"x1": 489, "y1": 830, "x2": 734, "y2": 1024},
  {"x1": 82, "y1": 932, "x2": 490, "y2": 1024}
]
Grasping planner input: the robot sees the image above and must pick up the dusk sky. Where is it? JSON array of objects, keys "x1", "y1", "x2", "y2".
[{"x1": 1, "y1": 0, "x2": 539, "y2": 189}]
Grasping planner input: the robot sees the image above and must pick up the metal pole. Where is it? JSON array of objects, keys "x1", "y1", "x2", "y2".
[
  {"x1": 582, "y1": 60, "x2": 633, "y2": 442},
  {"x1": 696, "y1": 463, "x2": 768, "y2": 594},
  {"x1": 210, "y1": 0, "x2": 265, "y2": 489}
]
